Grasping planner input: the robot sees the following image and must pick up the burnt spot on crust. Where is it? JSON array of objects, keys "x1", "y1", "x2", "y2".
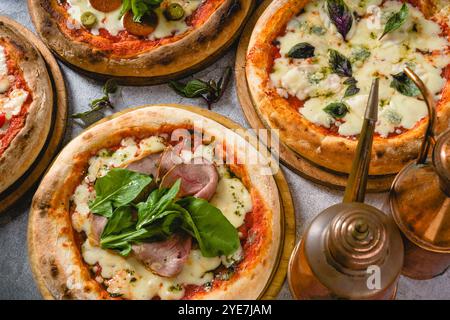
[
  {"x1": 61, "y1": 285, "x2": 73, "y2": 299},
  {"x1": 376, "y1": 150, "x2": 385, "y2": 159},
  {"x1": 86, "y1": 50, "x2": 108, "y2": 64},
  {"x1": 50, "y1": 263, "x2": 59, "y2": 278}
]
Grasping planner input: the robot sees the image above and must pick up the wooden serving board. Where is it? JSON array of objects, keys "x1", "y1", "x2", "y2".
[
  {"x1": 29, "y1": 0, "x2": 255, "y2": 86},
  {"x1": 234, "y1": 0, "x2": 395, "y2": 192},
  {"x1": 0, "y1": 16, "x2": 68, "y2": 214},
  {"x1": 32, "y1": 104, "x2": 295, "y2": 300}
]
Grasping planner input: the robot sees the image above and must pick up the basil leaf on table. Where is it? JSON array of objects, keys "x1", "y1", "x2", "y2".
[
  {"x1": 287, "y1": 42, "x2": 315, "y2": 59},
  {"x1": 390, "y1": 71, "x2": 420, "y2": 97},
  {"x1": 323, "y1": 102, "x2": 349, "y2": 118},
  {"x1": 379, "y1": 3, "x2": 409, "y2": 40},
  {"x1": 177, "y1": 197, "x2": 240, "y2": 257},
  {"x1": 89, "y1": 168, "x2": 153, "y2": 218},
  {"x1": 326, "y1": 0, "x2": 353, "y2": 40},
  {"x1": 329, "y1": 49, "x2": 352, "y2": 77},
  {"x1": 136, "y1": 179, "x2": 181, "y2": 229}
]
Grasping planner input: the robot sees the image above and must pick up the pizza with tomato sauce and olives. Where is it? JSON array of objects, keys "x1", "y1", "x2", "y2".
[
  {"x1": 28, "y1": 106, "x2": 281, "y2": 300},
  {"x1": 0, "y1": 20, "x2": 52, "y2": 194},
  {"x1": 28, "y1": 0, "x2": 243, "y2": 82},
  {"x1": 246, "y1": 0, "x2": 450, "y2": 175}
]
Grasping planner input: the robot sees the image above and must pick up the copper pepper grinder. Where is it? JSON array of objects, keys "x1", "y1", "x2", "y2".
[
  {"x1": 288, "y1": 79, "x2": 404, "y2": 300},
  {"x1": 389, "y1": 67, "x2": 450, "y2": 280}
]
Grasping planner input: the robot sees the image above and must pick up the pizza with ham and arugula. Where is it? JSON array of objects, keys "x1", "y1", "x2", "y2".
[
  {"x1": 28, "y1": 106, "x2": 281, "y2": 300},
  {"x1": 28, "y1": 0, "x2": 242, "y2": 82},
  {"x1": 0, "y1": 19, "x2": 53, "y2": 194},
  {"x1": 246, "y1": 0, "x2": 450, "y2": 175}
]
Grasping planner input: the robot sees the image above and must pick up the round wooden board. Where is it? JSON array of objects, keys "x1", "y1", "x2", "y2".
[
  {"x1": 234, "y1": 0, "x2": 395, "y2": 192},
  {"x1": 30, "y1": 104, "x2": 296, "y2": 300},
  {"x1": 28, "y1": 0, "x2": 255, "y2": 86},
  {"x1": 0, "y1": 16, "x2": 68, "y2": 214}
]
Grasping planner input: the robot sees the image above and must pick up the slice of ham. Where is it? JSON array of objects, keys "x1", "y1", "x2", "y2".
[
  {"x1": 160, "y1": 158, "x2": 219, "y2": 201},
  {"x1": 126, "y1": 153, "x2": 162, "y2": 178},
  {"x1": 91, "y1": 214, "x2": 108, "y2": 245},
  {"x1": 158, "y1": 146, "x2": 183, "y2": 179},
  {"x1": 132, "y1": 234, "x2": 192, "y2": 277}
]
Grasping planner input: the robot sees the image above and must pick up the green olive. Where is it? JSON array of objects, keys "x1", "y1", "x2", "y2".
[
  {"x1": 81, "y1": 11, "x2": 98, "y2": 28},
  {"x1": 164, "y1": 3, "x2": 185, "y2": 21}
]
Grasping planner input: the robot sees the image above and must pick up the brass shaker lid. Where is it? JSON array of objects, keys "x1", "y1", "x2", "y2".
[
  {"x1": 390, "y1": 130, "x2": 450, "y2": 252},
  {"x1": 304, "y1": 202, "x2": 403, "y2": 299}
]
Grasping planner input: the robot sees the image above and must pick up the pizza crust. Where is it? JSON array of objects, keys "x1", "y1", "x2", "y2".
[
  {"x1": 245, "y1": 0, "x2": 450, "y2": 175},
  {"x1": 0, "y1": 20, "x2": 53, "y2": 194},
  {"x1": 28, "y1": 0, "x2": 238, "y2": 82},
  {"x1": 28, "y1": 106, "x2": 281, "y2": 300}
]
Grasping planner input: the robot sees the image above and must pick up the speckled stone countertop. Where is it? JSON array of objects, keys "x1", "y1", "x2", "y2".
[{"x1": 0, "y1": 0, "x2": 448, "y2": 300}]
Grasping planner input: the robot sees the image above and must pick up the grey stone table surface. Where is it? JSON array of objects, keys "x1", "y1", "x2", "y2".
[{"x1": 0, "y1": 0, "x2": 449, "y2": 300}]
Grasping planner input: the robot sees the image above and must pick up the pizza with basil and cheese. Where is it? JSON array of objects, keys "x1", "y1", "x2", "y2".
[
  {"x1": 28, "y1": 0, "x2": 242, "y2": 82},
  {"x1": 28, "y1": 106, "x2": 281, "y2": 300},
  {"x1": 246, "y1": 0, "x2": 450, "y2": 175},
  {"x1": 0, "y1": 19, "x2": 53, "y2": 194}
]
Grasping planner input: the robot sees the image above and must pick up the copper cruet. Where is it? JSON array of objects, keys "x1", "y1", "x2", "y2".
[
  {"x1": 288, "y1": 79, "x2": 404, "y2": 300},
  {"x1": 389, "y1": 67, "x2": 450, "y2": 280}
]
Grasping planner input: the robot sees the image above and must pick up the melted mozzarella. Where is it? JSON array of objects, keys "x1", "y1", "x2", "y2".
[
  {"x1": 0, "y1": 89, "x2": 28, "y2": 119},
  {"x1": 82, "y1": 240, "x2": 219, "y2": 300},
  {"x1": 67, "y1": 0, "x2": 124, "y2": 36},
  {"x1": 210, "y1": 166, "x2": 253, "y2": 228},
  {"x1": 270, "y1": 0, "x2": 450, "y2": 137}
]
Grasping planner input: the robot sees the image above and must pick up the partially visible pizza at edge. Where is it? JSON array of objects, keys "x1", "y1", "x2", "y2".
[
  {"x1": 0, "y1": 19, "x2": 53, "y2": 194},
  {"x1": 246, "y1": 0, "x2": 450, "y2": 175},
  {"x1": 28, "y1": 106, "x2": 281, "y2": 300},
  {"x1": 28, "y1": 0, "x2": 242, "y2": 79}
]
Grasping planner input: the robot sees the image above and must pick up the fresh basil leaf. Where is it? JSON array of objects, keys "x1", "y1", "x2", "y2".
[
  {"x1": 89, "y1": 168, "x2": 153, "y2": 218},
  {"x1": 329, "y1": 49, "x2": 352, "y2": 77},
  {"x1": 136, "y1": 179, "x2": 181, "y2": 229},
  {"x1": 177, "y1": 197, "x2": 240, "y2": 257},
  {"x1": 343, "y1": 77, "x2": 357, "y2": 85},
  {"x1": 379, "y1": 3, "x2": 409, "y2": 40},
  {"x1": 390, "y1": 71, "x2": 420, "y2": 97},
  {"x1": 101, "y1": 206, "x2": 135, "y2": 238},
  {"x1": 323, "y1": 102, "x2": 349, "y2": 118},
  {"x1": 287, "y1": 42, "x2": 315, "y2": 59},
  {"x1": 344, "y1": 84, "x2": 360, "y2": 98},
  {"x1": 103, "y1": 79, "x2": 118, "y2": 95},
  {"x1": 326, "y1": 0, "x2": 353, "y2": 40}
]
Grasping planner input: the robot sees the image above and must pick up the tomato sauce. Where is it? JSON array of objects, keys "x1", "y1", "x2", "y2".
[{"x1": 0, "y1": 40, "x2": 32, "y2": 157}]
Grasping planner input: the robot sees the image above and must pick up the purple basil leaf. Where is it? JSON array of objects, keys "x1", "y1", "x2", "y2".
[{"x1": 326, "y1": 0, "x2": 353, "y2": 40}]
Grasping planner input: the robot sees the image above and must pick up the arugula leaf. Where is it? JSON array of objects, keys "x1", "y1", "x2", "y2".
[
  {"x1": 287, "y1": 42, "x2": 315, "y2": 59},
  {"x1": 326, "y1": 0, "x2": 353, "y2": 40},
  {"x1": 101, "y1": 206, "x2": 135, "y2": 238},
  {"x1": 136, "y1": 179, "x2": 181, "y2": 229},
  {"x1": 379, "y1": 3, "x2": 409, "y2": 40},
  {"x1": 101, "y1": 213, "x2": 181, "y2": 255},
  {"x1": 390, "y1": 71, "x2": 420, "y2": 97},
  {"x1": 89, "y1": 168, "x2": 152, "y2": 218},
  {"x1": 323, "y1": 102, "x2": 349, "y2": 118},
  {"x1": 169, "y1": 67, "x2": 232, "y2": 109},
  {"x1": 177, "y1": 197, "x2": 240, "y2": 257},
  {"x1": 329, "y1": 49, "x2": 352, "y2": 77}
]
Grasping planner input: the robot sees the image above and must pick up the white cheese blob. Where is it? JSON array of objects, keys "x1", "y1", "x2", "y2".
[
  {"x1": 0, "y1": 89, "x2": 28, "y2": 119},
  {"x1": 270, "y1": 0, "x2": 450, "y2": 137},
  {"x1": 67, "y1": 0, "x2": 124, "y2": 36},
  {"x1": 210, "y1": 166, "x2": 253, "y2": 228}
]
